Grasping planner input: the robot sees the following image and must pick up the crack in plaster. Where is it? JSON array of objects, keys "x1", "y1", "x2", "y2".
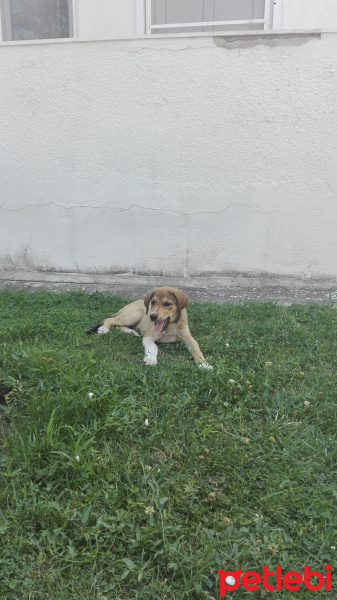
[
  {"x1": 115, "y1": 45, "x2": 212, "y2": 53},
  {"x1": 0, "y1": 201, "x2": 259, "y2": 217},
  {"x1": 183, "y1": 229, "x2": 191, "y2": 279},
  {"x1": 264, "y1": 227, "x2": 270, "y2": 265},
  {"x1": 132, "y1": 229, "x2": 138, "y2": 274}
]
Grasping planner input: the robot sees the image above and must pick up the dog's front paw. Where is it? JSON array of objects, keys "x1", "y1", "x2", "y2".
[
  {"x1": 144, "y1": 355, "x2": 157, "y2": 366},
  {"x1": 198, "y1": 362, "x2": 213, "y2": 370},
  {"x1": 97, "y1": 325, "x2": 109, "y2": 334},
  {"x1": 132, "y1": 330, "x2": 140, "y2": 337}
]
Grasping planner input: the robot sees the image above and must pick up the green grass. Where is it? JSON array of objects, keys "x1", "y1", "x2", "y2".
[{"x1": 0, "y1": 289, "x2": 336, "y2": 599}]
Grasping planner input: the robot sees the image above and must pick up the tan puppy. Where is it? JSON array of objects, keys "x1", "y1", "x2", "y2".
[{"x1": 86, "y1": 287, "x2": 213, "y2": 369}]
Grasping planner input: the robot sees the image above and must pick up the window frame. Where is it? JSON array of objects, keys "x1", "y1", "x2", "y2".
[
  {"x1": 0, "y1": 0, "x2": 75, "y2": 42},
  {"x1": 137, "y1": 0, "x2": 281, "y2": 35}
]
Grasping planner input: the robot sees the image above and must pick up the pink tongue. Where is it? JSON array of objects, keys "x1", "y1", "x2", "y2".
[{"x1": 154, "y1": 320, "x2": 164, "y2": 334}]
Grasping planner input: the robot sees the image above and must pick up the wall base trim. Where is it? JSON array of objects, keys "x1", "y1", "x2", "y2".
[{"x1": 1, "y1": 270, "x2": 337, "y2": 305}]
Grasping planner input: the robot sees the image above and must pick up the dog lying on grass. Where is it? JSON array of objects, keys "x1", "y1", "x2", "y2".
[{"x1": 86, "y1": 286, "x2": 213, "y2": 369}]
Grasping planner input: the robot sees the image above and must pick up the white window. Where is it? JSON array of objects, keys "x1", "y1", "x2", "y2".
[
  {"x1": 145, "y1": 0, "x2": 275, "y2": 34},
  {"x1": 0, "y1": 0, "x2": 74, "y2": 41}
]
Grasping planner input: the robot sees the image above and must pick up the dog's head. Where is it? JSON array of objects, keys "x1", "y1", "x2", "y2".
[{"x1": 144, "y1": 287, "x2": 189, "y2": 334}]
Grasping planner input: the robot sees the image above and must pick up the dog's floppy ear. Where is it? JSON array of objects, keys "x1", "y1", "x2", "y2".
[
  {"x1": 172, "y1": 289, "x2": 189, "y2": 321},
  {"x1": 144, "y1": 288, "x2": 158, "y2": 314}
]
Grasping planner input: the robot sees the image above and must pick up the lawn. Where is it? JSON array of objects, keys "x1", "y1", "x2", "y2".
[{"x1": 0, "y1": 289, "x2": 336, "y2": 599}]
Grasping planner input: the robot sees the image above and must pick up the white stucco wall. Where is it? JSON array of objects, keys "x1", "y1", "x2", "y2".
[{"x1": 1, "y1": 31, "x2": 337, "y2": 279}]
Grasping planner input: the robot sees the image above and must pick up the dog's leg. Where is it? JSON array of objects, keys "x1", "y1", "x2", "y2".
[
  {"x1": 143, "y1": 336, "x2": 158, "y2": 366},
  {"x1": 96, "y1": 315, "x2": 126, "y2": 334},
  {"x1": 98, "y1": 319, "x2": 141, "y2": 335},
  {"x1": 179, "y1": 330, "x2": 213, "y2": 370},
  {"x1": 96, "y1": 310, "x2": 141, "y2": 335},
  {"x1": 115, "y1": 326, "x2": 140, "y2": 337},
  {"x1": 85, "y1": 300, "x2": 145, "y2": 336}
]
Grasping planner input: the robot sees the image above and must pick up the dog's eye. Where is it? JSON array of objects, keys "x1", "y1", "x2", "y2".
[
  {"x1": 164, "y1": 302, "x2": 172, "y2": 308},
  {"x1": 151, "y1": 299, "x2": 156, "y2": 305}
]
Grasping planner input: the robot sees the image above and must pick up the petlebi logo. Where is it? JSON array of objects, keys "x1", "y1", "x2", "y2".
[{"x1": 218, "y1": 564, "x2": 332, "y2": 596}]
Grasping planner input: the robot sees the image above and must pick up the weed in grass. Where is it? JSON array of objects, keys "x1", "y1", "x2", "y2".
[{"x1": 0, "y1": 290, "x2": 336, "y2": 598}]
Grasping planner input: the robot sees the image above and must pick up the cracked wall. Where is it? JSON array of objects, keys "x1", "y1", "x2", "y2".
[{"x1": 1, "y1": 33, "x2": 337, "y2": 279}]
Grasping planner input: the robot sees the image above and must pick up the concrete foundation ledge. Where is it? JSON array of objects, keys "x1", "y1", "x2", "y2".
[{"x1": 0, "y1": 270, "x2": 337, "y2": 305}]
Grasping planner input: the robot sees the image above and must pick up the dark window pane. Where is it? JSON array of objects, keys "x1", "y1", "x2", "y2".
[{"x1": 10, "y1": 0, "x2": 70, "y2": 41}]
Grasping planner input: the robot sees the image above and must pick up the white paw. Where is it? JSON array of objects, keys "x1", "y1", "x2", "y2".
[
  {"x1": 198, "y1": 363, "x2": 213, "y2": 370},
  {"x1": 132, "y1": 330, "x2": 140, "y2": 337},
  {"x1": 144, "y1": 355, "x2": 157, "y2": 366},
  {"x1": 97, "y1": 325, "x2": 109, "y2": 334}
]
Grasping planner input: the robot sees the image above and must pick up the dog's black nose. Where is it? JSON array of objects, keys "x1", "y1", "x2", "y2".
[{"x1": 150, "y1": 313, "x2": 157, "y2": 321}]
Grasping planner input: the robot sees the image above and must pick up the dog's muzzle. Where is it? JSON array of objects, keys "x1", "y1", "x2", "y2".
[{"x1": 151, "y1": 315, "x2": 170, "y2": 334}]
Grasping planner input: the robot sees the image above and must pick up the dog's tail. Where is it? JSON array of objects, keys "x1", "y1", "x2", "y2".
[{"x1": 85, "y1": 318, "x2": 107, "y2": 335}]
